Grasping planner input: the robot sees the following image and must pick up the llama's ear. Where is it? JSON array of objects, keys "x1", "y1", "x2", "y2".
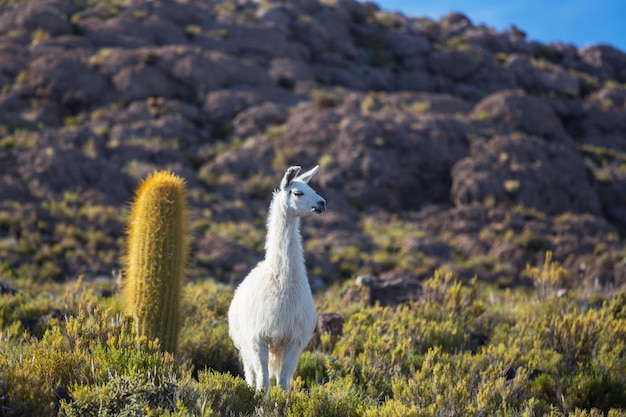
[
  {"x1": 280, "y1": 166, "x2": 301, "y2": 190},
  {"x1": 297, "y1": 165, "x2": 319, "y2": 184}
]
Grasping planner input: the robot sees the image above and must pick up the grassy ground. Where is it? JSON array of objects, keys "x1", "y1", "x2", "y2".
[{"x1": 0, "y1": 254, "x2": 625, "y2": 416}]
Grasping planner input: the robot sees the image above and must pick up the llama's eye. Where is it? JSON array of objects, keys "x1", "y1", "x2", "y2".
[{"x1": 292, "y1": 190, "x2": 304, "y2": 196}]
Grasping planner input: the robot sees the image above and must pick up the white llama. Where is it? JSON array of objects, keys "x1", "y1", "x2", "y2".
[{"x1": 228, "y1": 165, "x2": 326, "y2": 391}]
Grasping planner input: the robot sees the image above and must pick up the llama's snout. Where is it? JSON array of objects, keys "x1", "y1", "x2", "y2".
[{"x1": 312, "y1": 199, "x2": 326, "y2": 214}]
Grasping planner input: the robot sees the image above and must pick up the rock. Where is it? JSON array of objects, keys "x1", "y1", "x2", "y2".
[
  {"x1": 194, "y1": 229, "x2": 261, "y2": 284},
  {"x1": 394, "y1": 69, "x2": 442, "y2": 91},
  {"x1": 359, "y1": 1, "x2": 380, "y2": 15},
  {"x1": 152, "y1": 1, "x2": 207, "y2": 27},
  {"x1": 16, "y1": 140, "x2": 134, "y2": 205},
  {"x1": 27, "y1": 53, "x2": 109, "y2": 109},
  {"x1": 579, "y1": 44, "x2": 626, "y2": 83},
  {"x1": 204, "y1": 86, "x2": 300, "y2": 125},
  {"x1": 0, "y1": 43, "x2": 28, "y2": 80},
  {"x1": 596, "y1": 177, "x2": 626, "y2": 232},
  {"x1": 232, "y1": 102, "x2": 289, "y2": 138},
  {"x1": 430, "y1": 49, "x2": 482, "y2": 81},
  {"x1": 266, "y1": 93, "x2": 471, "y2": 210},
  {"x1": 256, "y1": 5, "x2": 291, "y2": 32},
  {"x1": 317, "y1": 313, "x2": 344, "y2": 336},
  {"x1": 0, "y1": 92, "x2": 31, "y2": 127},
  {"x1": 0, "y1": 0, "x2": 626, "y2": 292},
  {"x1": 465, "y1": 328, "x2": 488, "y2": 353},
  {"x1": 170, "y1": 49, "x2": 272, "y2": 93},
  {"x1": 0, "y1": 281, "x2": 18, "y2": 295},
  {"x1": 387, "y1": 32, "x2": 431, "y2": 58},
  {"x1": 16, "y1": 3, "x2": 73, "y2": 37},
  {"x1": 590, "y1": 84, "x2": 626, "y2": 108},
  {"x1": 577, "y1": 105, "x2": 626, "y2": 150},
  {"x1": 463, "y1": 26, "x2": 514, "y2": 54},
  {"x1": 471, "y1": 89, "x2": 568, "y2": 140},
  {"x1": 225, "y1": 25, "x2": 300, "y2": 58},
  {"x1": 169, "y1": 50, "x2": 230, "y2": 94},
  {"x1": 269, "y1": 58, "x2": 315, "y2": 91},
  {"x1": 440, "y1": 12, "x2": 472, "y2": 28},
  {"x1": 456, "y1": 62, "x2": 517, "y2": 100},
  {"x1": 313, "y1": 64, "x2": 393, "y2": 91},
  {"x1": 113, "y1": 65, "x2": 180, "y2": 102},
  {"x1": 505, "y1": 54, "x2": 579, "y2": 96},
  {"x1": 79, "y1": 13, "x2": 186, "y2": 47},
  {"x1": 451, "y1": 134, "x2": 602, "y2": 216},
  {"x1": 294, "y1": 8, "x2": 355, "y2": 59},
  {"x1": 345, "y1": 275, "x2": 422, "y2": 306}
]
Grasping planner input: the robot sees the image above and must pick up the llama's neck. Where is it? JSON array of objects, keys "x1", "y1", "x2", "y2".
[{"x1": 264, "y1": 192, "x2": 305, "y2": 286}]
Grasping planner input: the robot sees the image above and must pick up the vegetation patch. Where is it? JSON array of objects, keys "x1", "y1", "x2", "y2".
[{"x1": 0, "y1": 256, "x2": 623, "y2": 416}]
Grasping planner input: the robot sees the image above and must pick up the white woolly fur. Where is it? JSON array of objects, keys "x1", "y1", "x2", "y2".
[{"x1": 228, "y1": 165, "x2": 326, "y2": 392}]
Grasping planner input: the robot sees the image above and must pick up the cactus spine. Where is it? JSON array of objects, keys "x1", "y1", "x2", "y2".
[{"x1": 124, "y1": 170, "x2": 189, "y2": 353}]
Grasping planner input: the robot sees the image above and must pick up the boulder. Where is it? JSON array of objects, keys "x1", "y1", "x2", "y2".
[
  {"x1": 224, "y1": 25, "x2": 300, "y2": 58},
  {"x1": 152, "y1": 1, "x2": 208, "y2": 27},
  {"x1": 430, "y1": 49, "x2": 482, "y2": 81},
  {"x1": 462, "y1": 26, "x2": 514, "y2": 54},
  {"x1": 505, "y1": 54, "x2": 579, "y2": 96},
  {"x1": 440, "y1": 12, "x2": 472, "y2": 28},
  {"x1": 16, "y1": 3, "x2": 73, "y2": 37},
  {"x1": 79, "y1": 13, "x2": 186, "y2": 47},
  {"x1": 27, "y1": 53, "x2": 109, "y2": 109},
  {"x1": 344, "y1": 275, "x2": 422, "y2": 306},
  {"x1": 387, "y1": 31, "x2": 431, "y2": 58},
  {"x1": 204, "y1": 86, "x2": 301, "y2": 126},
  {"x1": 232, "y1": 102, "x2": 289, "y2": 138},
  {"x1": 256, "y1": 5, "x2": 291, "y2": 33},
  {"x1": 394, "y1": 69, "x2": 443, "y2": 91},
  {"x1": 451, "y1": 134, "x2": 602, "y2": 216},
  {"x1": 579, "y1": 44, "x2": 626, "y2": 83},
  {"x1": 590, "y1": 84, "x2": 626, "y2": 109},
  {"x1": 17, "y1": 144, "x2": 134, "y2": 205},
  {"x1": 471, "y1": 89, "x2": 568, "y2": 140},
  {"x1": 113, "y1": 65, "x2": 182, "y2": 102},
  {"x1": 275, "y1": 94, "x2": 470, "y2": 210},
  {"x1": 317, "y1": 313, "x2": 344, "y2": 336}
]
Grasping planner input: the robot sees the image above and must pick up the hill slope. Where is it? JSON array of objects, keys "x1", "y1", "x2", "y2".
[{"x1": 1, "y1": 0, "x2": 626, "y2": 291}]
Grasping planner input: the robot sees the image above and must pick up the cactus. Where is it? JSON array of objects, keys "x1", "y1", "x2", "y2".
[{"x1": 123, "y1": 170, "x2": 189, "y2": 353}]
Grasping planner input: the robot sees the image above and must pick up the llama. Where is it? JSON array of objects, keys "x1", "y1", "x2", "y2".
[{"x1": 228, "y1": 165, "x2": 326, "y2": 392}]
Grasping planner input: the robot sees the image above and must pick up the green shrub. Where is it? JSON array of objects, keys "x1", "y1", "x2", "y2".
[
  {"x1": 180, "y1": 369, "x2": 260, "y2": 416},
  {"x1": 525, "y1": 251, "x2": 567, "y2": 300},
  {"x1": 0, "y1": 258, "x2": 625, "y2": 415},
  {"x1": 567, "y1": 369, "x2": 626, "y2": 413},
  {"x1": 287, "y1": 378, "x2": 368, "y2": 417},
  {"x1": 178, "y1": 280, "x2": 239, "y2": 373}
]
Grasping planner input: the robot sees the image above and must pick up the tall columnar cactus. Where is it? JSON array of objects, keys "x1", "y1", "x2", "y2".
[{"x1": 124, "y1": 170, "x2": 189, "y2": 353}]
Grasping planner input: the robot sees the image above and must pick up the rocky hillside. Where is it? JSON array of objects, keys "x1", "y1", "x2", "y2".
[{"x1": 1, "y1": 0, "x2": 626, "y2": 292}]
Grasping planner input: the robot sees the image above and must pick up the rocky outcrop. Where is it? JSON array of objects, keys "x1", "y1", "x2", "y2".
[
  {"x1": 471, "y1": 89, "x2": 568, "y2": 140},
  {"x1": 344, "y1": 275, "x2": 422, "y2": 306},
  {"x1": 451, "y1": 133, "x2": 601, "y2": 216},
  {"x1": 0, "y1": 0, "x2": 625, "y2": 291}
]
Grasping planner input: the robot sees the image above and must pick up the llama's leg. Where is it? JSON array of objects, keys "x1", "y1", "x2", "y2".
[
  {"x1": 268, "y1": 344, "x2": 284, "y2": 384},
  {"x1": 242, "y1": 357, "x2": 256, "y2": 387},
  {"x1": 252, "y1": 341, "x2": 270, "y2": 391},
  {"x1": 276, "y1": 343, "x2": 303, "y2": 391}
]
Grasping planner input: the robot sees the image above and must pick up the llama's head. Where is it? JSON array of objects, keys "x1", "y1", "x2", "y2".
[{"x1": 279, "y1": 165, "x2": 326, "y2": 217}]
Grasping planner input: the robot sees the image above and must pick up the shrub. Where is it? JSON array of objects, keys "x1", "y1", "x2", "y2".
[
  {"x1": 0, "y1": 260, "x2": 625, "y2": 415},
  {"x1": 177, "y1": 280, "x2": 239, "y2": 373},
  {"x1": 180, "y1": 369, "x2": 260, "y2": 416},
  {"x1": 525, "y1": 251, "x2": 566, "y2": 300}
]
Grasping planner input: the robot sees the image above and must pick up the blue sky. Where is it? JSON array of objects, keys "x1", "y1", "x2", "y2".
[{"x1": 368, "y1": 1, "x2": 626, "y2": 52}]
